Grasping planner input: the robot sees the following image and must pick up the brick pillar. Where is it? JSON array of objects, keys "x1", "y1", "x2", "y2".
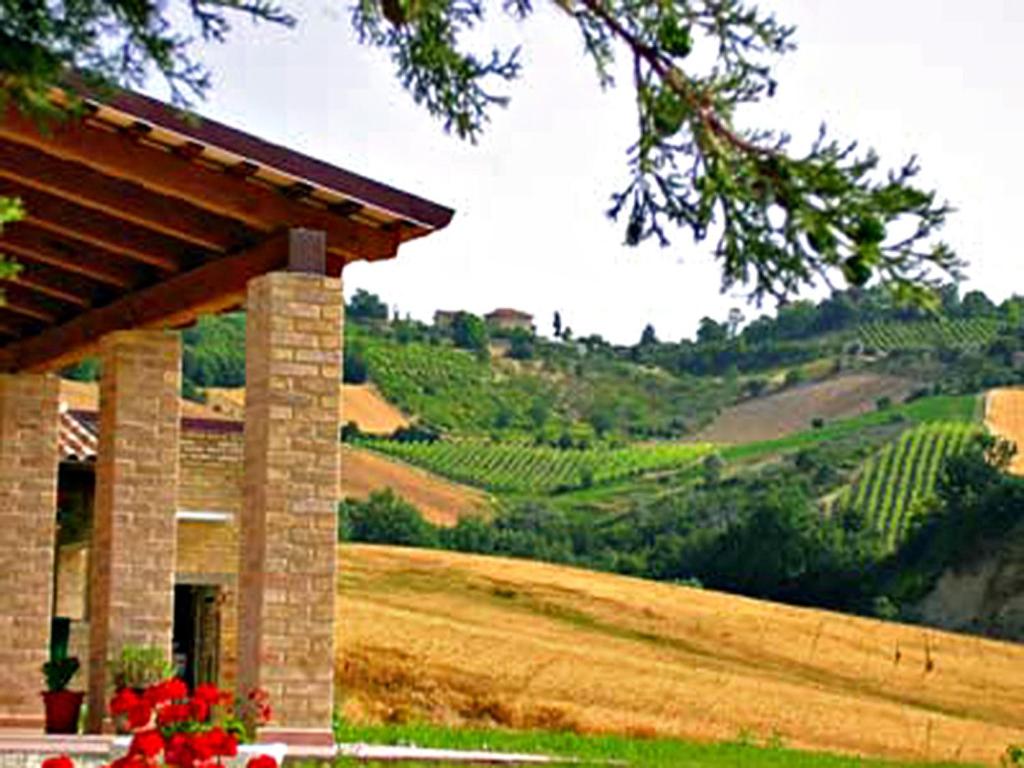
[
  {"x1": 0, "y1": 375, "x2": 60, "y2": 728},
  {"x1": 87, "y1": 331, "x2": 181, "y2": 732},
  {"x1": 240, "y1": 242, "x2": 341, "y2": 744}
]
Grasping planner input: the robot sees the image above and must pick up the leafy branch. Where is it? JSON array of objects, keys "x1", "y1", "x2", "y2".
[{"x1": 0, "y1": 0, "x2": 961, "y2": 304}]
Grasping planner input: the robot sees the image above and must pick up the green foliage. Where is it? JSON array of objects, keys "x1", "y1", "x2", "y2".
[
  {"x1": 0, "y1": 1, "x2": 293, "y2": 110},
  {"x1": 363, "y1": 438, "x2": 712, "y2": 493},
  {"x1": 834, "y1": 422, "x2": 982, "y2": 550},
  {"x1": 451, "y1": 311, "x2": 489, "y2": 353},
  {"x1": 883, "y1": 435, "x2": 1024, "y2": 607},
  {"x1": 858, "y1": 318, "x2": 1002, "y2": 352},
  {"x1": 182, "y1": 313, "x2": 246, "y2": 387},
  {"x1": 338, "y1": 489, "x2": 438, "y2": 547},
  {"x1": 347, "y1": 289, "x2": 390, "y2": 323},
  {"x1": 110, "y1": 645, "x2": 174, "y2": 690},
  {"x1": 344, "y1": 340, "x2": 370, "y2": 384},
  {"x1": 42, "y1": 656, "x2": 80, "y2": 692}
]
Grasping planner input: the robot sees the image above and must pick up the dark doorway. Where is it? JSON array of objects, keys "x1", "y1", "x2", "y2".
[{"x1": 173, "y1": 585, "x2": 221, "y2": 688}]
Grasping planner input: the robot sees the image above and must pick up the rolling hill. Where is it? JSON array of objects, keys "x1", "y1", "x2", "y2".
[{"x1": 335, "y1": 544, "x2": 1024, "y2": 765}]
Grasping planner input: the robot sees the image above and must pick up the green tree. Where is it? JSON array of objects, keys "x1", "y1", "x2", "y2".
[
  {"x1": 451, "y1": 311, "x2": 489, "y2": 353},
  {"x1": 347, "y1": 289, "x2": 390, "y2": 322},
  {"x1": 1, "y1": 0, "x2": 957, "y2": 304},
  {"x1": 639, "y1": 323, "x2": 658, "y2": 346},
  {"x1": 338, "y1": 489, "x2": 438, "y2": 547}
]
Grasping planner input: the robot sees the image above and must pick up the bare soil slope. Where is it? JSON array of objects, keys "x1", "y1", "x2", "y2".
[
  {"x1": 205, "y1": 384, "x2": 410, "y2": 435},
  {"x1": 697, "y1": 373, "x2": 915, "y2": 443},
  {"x1": 987, "y1": 388, "x2": 1024, "y2": 475},
  {"x1": 336, "y1": 545, "x2": 1024, "y2": 765},
  {"x1": 342, "y1": 446, "x2": 489, "y2": 526}
]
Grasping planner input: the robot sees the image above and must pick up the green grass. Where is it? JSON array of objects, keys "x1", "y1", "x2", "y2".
[
  {"x1": 720, "y1": 395, "x2": 980, "y2": 464},
  {"x1": 359, "y1": 438, "x2": 713, "y2": 494},
  {"x1": 332, "y1": 721, "x2": 979, "y2": 768}
]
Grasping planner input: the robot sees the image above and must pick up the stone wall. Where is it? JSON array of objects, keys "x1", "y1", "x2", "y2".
[{"x1": 0, "y1": 374, "x2": 61, "y2": 727}]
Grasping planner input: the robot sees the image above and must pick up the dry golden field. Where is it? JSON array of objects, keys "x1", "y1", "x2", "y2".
[
  {"x1": 336, "y1": 545, "x2": 1024, "y2": 765},
  {"x1": 204, "y1": 383, "x2": 411, "y2": 434},
  {"x1": 697, "y1": 373, "x2": 915, "y2": 443},
  {"x1": 986, "y1": 388, "x2": 1024, "y2": 475},
  {"x1": 341, "y1": 446, "x2": 489, "y2": 526}
]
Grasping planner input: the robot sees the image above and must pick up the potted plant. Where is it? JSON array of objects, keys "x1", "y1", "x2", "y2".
[
  {"x1": 41, "y1": 655, "x2": 83, "y2": 734},
  {"x1": 110, "y1": 645, "x2": 174, "y2": 693}
]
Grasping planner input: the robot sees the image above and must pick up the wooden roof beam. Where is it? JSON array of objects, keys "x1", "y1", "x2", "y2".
[
  {"x1": 0, "y1": 229, "x2": 308, "y2": 373},
  {"x1": 0, "y1": 284, "x2": 63, "y2": 323},
  {"x1": 0, "y1": 224, "x2": 146, "y2": 288},
  {"x1": 0, "y1": 110, "x2": 400, "y2": 265},
  {"x1": 3, "y1": 183, "x2": 197, "y2": 273},
  {"x1": 10, "y1": 266, "x2": 95, "y2": 308},
  {"x1": 0, "y1": 141, "x2": 256, "y2": 252}
]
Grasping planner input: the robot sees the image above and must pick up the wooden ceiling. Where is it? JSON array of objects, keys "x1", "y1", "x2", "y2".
[{"x1": 0, "y1": 90, "x2": 453, "y2": 373}]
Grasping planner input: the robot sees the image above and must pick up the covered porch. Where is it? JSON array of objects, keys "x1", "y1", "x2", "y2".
[{"x1": 0, "y1": 89, "x2": 451, "y2": 744}]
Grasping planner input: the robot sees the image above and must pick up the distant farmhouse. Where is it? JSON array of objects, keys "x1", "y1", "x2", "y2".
[
  {"x1": 485, "y1": 308, "x2": 535, "y2": 334},
  {"x1": 433, "y1": 310, "x2": 459, "y2": 329}
]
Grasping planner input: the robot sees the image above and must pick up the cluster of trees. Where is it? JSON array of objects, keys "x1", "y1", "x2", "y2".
[{"x1": 628, "y1": 285, "x2": 1023, "y2": 378}]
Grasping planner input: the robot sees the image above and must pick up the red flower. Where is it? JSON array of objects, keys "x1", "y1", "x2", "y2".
[
  {"x1": 108, "y1": 755, "x2": 151, "y2": 768},
  {"x1": 196, "y1": 727, "x2": 237, "y2": 759},
  {"x1": 192, "y1": 683, "x2": 231, "y2": 707},
  {"x1": 144, "y1": 678, "x2": 188, "y2": 706},
  {"x1": 125, "y1": 701, "x2": 153, "y2": 731},
  {"x1": 246, "y1": 756, "x2": 278, "y2": 768},
  {"x1": 110, "y1": 688, "x2": 141, "y2": 716},
  {"x1": 164, "y1": 733, "x2": 197, "y2": 768},
  {"x1": 129, "y1": 730, "x2": 164, "y2": 759},
  {"x1": 42, "y1": 756, "x2": 74, "y2": 768},
  {"x1": 187, "y1": 697, "x2": 210, "y2": 724},
  {"x1": 156, "y1": 703, "x2": 191, "y2": 726}
]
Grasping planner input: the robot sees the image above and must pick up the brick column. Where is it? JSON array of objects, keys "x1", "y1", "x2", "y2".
[
  {"x1": 0, "y1": 375, "x2": 60, "y2": 728},
  {"x1": 87, "y1": 331, "x2": 181, "y2": 732},
  {"x1": 240, "y1": 236, "x2": 342, "y2": 744}
]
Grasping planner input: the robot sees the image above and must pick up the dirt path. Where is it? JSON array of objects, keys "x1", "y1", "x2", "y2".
[{"x1": 986, "y1": 388, "x2": 1024, "y2": 475}]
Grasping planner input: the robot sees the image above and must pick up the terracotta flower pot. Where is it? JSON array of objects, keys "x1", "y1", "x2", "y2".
[{"x1": 41, "y1": 690, "x2": 84, "y2": 734}]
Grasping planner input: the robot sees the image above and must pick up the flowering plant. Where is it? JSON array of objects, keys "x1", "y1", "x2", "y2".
[{"x1": 43, "y1": 679, "x2": 276, "y2": 768}]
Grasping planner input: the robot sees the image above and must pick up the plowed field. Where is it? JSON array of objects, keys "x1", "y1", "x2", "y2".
[
  {"x1": 986, "y1": 388, "x2": 1024, "y2": 475},
  {"x1": 697, "y1": 373, "x2": 915, "y2": 443},
  {"x1": 336, "y1": 546, "x2": 1024, "y2": 765}
]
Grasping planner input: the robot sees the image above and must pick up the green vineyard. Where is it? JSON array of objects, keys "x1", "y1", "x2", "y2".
[
  {"x1": 360, "y1": 439, "x2": 714, "y2": 494},
  {"x1": 836, "y1": 422, "x2": 981, "y2": 549},
  {"x1": 358, "y1": 334, "x2": 554, "y2": 434},
  {"x1": 857, "y1": 318, "x2": 1001, "y2": 351}
]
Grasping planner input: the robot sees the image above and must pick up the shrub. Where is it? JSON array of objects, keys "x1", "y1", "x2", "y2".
[{"x1": 339, "y1": 489, "x2": 438, "y2": 548}]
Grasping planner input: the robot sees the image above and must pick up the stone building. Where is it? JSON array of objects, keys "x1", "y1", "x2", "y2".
[
  {"x1": 0, "y1": 87, "x2": 452, "y2": 746},
  {"x1": 484, "y1": 308, "x2": 534, "y2": 334}
]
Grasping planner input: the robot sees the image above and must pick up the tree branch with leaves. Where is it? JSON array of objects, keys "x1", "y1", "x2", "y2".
[{"x1": 0, "y1": 0, "x2": 961, "y2": 306}]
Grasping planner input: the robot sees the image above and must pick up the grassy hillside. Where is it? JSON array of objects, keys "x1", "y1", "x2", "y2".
[
  {"x1": 354, "y1": 327, "x2": 738, "y2": 439},
  {"x1": 336, "y1": 545, "x2": 1024, "y2": 765}
]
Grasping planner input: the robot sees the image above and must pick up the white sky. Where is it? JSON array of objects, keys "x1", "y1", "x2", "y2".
[{"x1": 175, "y1": 0, "x2": 1024, "y2": 344}]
